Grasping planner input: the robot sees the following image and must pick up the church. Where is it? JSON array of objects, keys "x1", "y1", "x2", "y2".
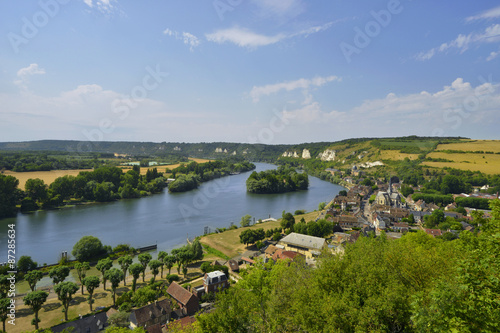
[{"x1": 375, "y1": 180, "x2": 405, "y2": 207}]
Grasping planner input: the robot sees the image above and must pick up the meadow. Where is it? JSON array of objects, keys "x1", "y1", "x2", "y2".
[
  {"x1": 423, "y1": 151, "x2": 500, "y2": 174},
  {"x1": 435, "y1": 140, "x2": 500, "y2": 153}
]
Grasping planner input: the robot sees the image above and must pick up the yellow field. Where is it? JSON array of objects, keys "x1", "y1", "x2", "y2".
[
  {"x1": 436, "y1": 140, "x2": 500, "y2": 153},
  {"x1": 120, "y1": 158, "x2": 213, "y2": 175},
  {"x1": 423, "y1": 151, "x2": 500, "y2": 174},
  {"x1": 2, "y1": 169, "x2": 91, "y2": 189},
  {"x1": 379, "y1": 150, "x2": 419, "y2": 161}
]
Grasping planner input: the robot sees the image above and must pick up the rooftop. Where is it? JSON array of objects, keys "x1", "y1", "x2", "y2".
[{"x1": 279, "y1": 233, "x2": 326, "y2": 251}]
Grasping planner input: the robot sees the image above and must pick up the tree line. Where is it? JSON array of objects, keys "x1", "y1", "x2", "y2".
[{"x1": 0, "y1": 165, "x2": 168, "y2": 218}]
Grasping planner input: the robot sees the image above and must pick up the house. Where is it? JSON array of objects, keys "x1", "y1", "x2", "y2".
[
  {"x1": 203, "y1": 271, "x2": 229, "y2": 293},
  {"x1": 166, "y1": 282, "x2": 199, "y2": 316},
  {"x1": 264, "y1": 244, "x2": 279, "y2": 258},
  {"x1": 424, "y1": 229, "x2": 443, "y2": 237},
  {"x1": 166, "y1": 316, "x2": 197, "y2": 332},
  {"x1": 51, "y1": 312, "x2": 108, "y2": 333},
  {"x1": 333, "y1": 215, "x2": 364, "y2": 229},
  {"x1": 272, "y1": 250, "x2": 303, "y2": 262},
  {"x1": 414, "y1": 200, "x2": 426, "y2": 211},
  {"x1": 278, "y1": 233, "x2": 326, "y2": 258},
  {"x1": 392, "y1": 222, "x2": 409, "y2": 233},
  {"x1": 129, "y1": 299, "x2": 171, "y2": 330},
  {"x1": 227, "y1": 259, "x2": 239, "y2": 272}
]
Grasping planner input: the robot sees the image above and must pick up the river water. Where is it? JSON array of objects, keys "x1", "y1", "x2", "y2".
[{"x1": 0, "y1": 163, "x2": 344, "y2": 264}]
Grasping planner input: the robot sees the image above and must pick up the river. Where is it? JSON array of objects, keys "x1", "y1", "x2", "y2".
[{"x1": 0, "y1": 163, "x2": 344, "y2": 264}]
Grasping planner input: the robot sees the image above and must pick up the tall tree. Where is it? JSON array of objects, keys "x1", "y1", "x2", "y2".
[
  {"x1": 25, "y1": 270, "x2": 43, "y2": 291},
  {"x1": 240, "y1": 214, "x2": 252, "y2": 227},
  {"x1": 83, "y1": 276, "x2": 100, "y2": 312},
  {"x1": 23, "y1": 290, "x2": 48, "y2": 330},
  {"x1": 105, "y1": 268, "x2": 124, "y2": 307},
  {"x1": 74, "y1": 262, "x2": 90, "y2": 294},
  {"x1": 280, "y1": 212, "x2": 295, "y2": 231},
  {"x1": 164, "y1": 255, "x2": 175, "y2": 276},
  {"x1": 49, "y1": 266, "x2": 70, "y2": 285},
  {"x1": 25, "y1": 178, "x2": 49, "y2": 204},
  {"x1": 148, "y1": 260, "x2": 162, "y2": 283},
  {"x1": 0, "y1": 174, "x2": 19, "y2": 219},
  {"x1": 54, "y1": 281, "x2": 79, "y2": 321},
  {"x1": 128, "y1": 263, "x2": 144, "y2": 292},
  {"x1": 117, "y1": 255, "x2": 133, "y2": 286},
  {"x1": 157, "y1": 251, "x2": 168, "y2": 278},
  {"x1": 0, "y1": 298, "x2": 10, "y2": 333},
  {"x1": 96, "y1": 258, "x2": 113, "y2": 290},
  {"x1": 138, "y1": 253, "x2": 152, "y2": 282}
]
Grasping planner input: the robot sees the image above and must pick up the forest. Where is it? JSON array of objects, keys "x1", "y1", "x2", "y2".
[{"x1": 246, "y1": 166, "x2": 309, "y2": 194}]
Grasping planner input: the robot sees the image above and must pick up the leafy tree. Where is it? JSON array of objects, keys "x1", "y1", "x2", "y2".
[
  {"x1": 0, "y1": 298, "x2": 10, "y2": 333},
  {"x1": 138, "y1": 253, "x2": 152, "y2": 282},
  {"x1": 338, "y1": 190, "x2": 348, "y2": 196},
  {"x1": 17, "y1": 255, "x2": 38, "y2": 273},
  {"x1": 424, "y1": 209, "x2": 445, "y2": 228},
  {"x1": 0, "y1": 276, "x2": 8, "y2": 298},
  {"x1": 240, "y1": 214, "x2": 251, "y2": 227},
  {"x1": 108, "y1": 311, "x2": 132, "y2": 328},
  {"x1": 54, "y1": 281, "x2": 79, "y2": 321},
  {"x1": 74, "y1": 262, "x2": 90, "y2": 294},
  {"x1": 72, "y1": 236, "x2": 105, "y2": 261},
  {"x1": 25, "y1": 270, "x2": 43, "y2": 291},
  {"x1": 83, "y1": 275, "x2": 100, "y2": 311},
  {"x1": 96, "y1": 258, "x2": 113, "y2": 290},
  {"x1": 131, "y1": 286, "x2": 157, "y2": 307},
  {"x1": 118, "y1": 255, "x2": 133, "y2": 286},
  {"x1": 157, "y1": 251, "x2": 168, "y2": 278},
  {"x1": 23, "y1": 290, "x2": 48, "y2": 330},
  {"x1": 25, "y1": 178, "x2": 48, "y2": 204},
  {"x1": 148, "y1": 260, "x2": 162, "y2": 283},
  {"x1": 280, "y1": 212, "x2": 295, "y2": 231},
  {"x1": 49, "y1": 266, "x2": 70, "y2": 285},
  {"x1": 164, "y1": 255, "x2": 176, "y2": 276},
  {"x1": 400, "y1": 185, "x2": 414, "y2": 197},
  {"x1": 0, "y1": 174, "x2": 19, "y2": 218},
  {"x1": 239, "y1": 228, "x2": 265, "y2": 247},
  {"x1": 318, "y1": 202, "x2": 326, "y2": 210},
  {"x1": 105, "y1": 268, "x2": 124, "y2": 306},
  {"x1": 129, "y1": 263, "x2": 144, "y2": 292},
  {"x1": 49, "y1": 175, "x2": 75, "y2": 200},
  {"x1": 106, "y1": 327, "x2": 146, "y2": 333}
]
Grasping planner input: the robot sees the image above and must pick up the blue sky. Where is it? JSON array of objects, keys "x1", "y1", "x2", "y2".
[{"x1": 1, "y1": 0, "x2": 499, "y2": 144}]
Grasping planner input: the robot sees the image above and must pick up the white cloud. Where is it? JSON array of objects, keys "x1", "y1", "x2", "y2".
[
  {"x1": 163, "y1": 29, "x2": 200, "y2": 51},
  {"x1": 466, "y1": 5, "x2": 500, "y2": 22},
  {"x1": 415, "y1": 24, "x2": 500, "y2": 60},
  {"x1": 206, "y1": 22, "x2": 334, "y2": 49},
  {"x1": 15, "y1": 64, "x2": 46, "y2": 88},
  {"x1": 486, "y1": 49, "x2": 500, "y2": 61},
  {"x1": 206, "y1": 27, "x2": 285, "y2": 48},
  {"x1": 250, "y1": 75, "x2": 341, "y2": 102},
  {"x1": 83, "y1": 0, "x2": 116, "y2": 14}
]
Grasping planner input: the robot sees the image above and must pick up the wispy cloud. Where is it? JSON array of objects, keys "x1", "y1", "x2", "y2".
[
  {"x1": 486, "y1": 49, "x2": 500, "y2": 61},
  {"x1": 206, "y1": 22, "x2": 334, "y2": 49},
  {"x1": 15, "y1": 63, "x2": 46, "y2": 88},
  {"x1": 466, "y1": 5, "x2": 500, "y2": 22},
  {"x1": 415, "y1": 24, "x2": 500, "y2": 61},
  {"x1": 163, "y1": 29, "x2": 200, "y2": 51},
  {"x1": 250, "y1": 75, "x2": 341, "y2": 102},
  {"x1": 83, "y1": 0, "x2": 116, "y2": 14}
]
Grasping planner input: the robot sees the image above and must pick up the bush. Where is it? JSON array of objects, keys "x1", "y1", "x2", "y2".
[
  {"x1": 167, "y1": 274, "x2": 180, "y2": 283},
  {"x1": 255, "y1": 241, "x2": 265, "y2": 249},
  {"x1": 72, "y1": 236, "x2": 105, "y2": 262}
]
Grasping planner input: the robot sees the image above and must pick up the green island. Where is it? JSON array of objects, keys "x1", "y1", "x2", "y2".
[{"x1": 246, "y1": 166, "x2": 309, "y2": 194}]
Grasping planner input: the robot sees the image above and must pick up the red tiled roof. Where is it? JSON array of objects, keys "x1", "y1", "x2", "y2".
[{"x1": 167, "y1": 282, "x2": 196, "y2": 306}]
